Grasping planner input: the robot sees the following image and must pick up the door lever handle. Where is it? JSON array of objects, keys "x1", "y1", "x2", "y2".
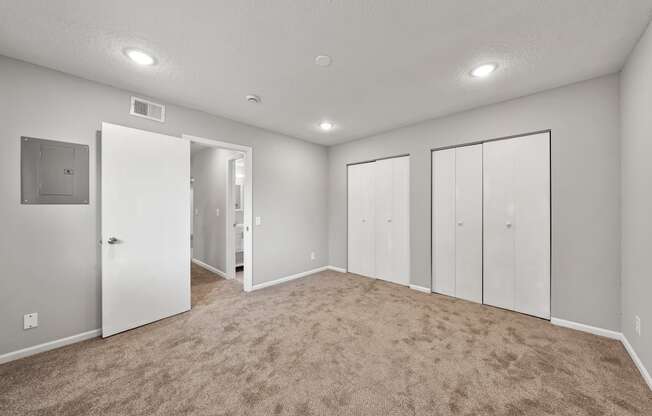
[
  {"x1": 107, "y1": 237, "x2": 119, "y2": 244},
  {"x1": 506, "y1": 222, "x2": 513, "y2": 228}
]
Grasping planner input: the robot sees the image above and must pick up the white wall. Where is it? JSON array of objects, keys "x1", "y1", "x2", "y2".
[
  {"x1": 0, "y1": 56, "x2": 329, "y2": 355},
  {"x1": 329, "y1": 75, "x2": 621, "y2": 331},
  {"x1": 191, "y1": 147, "x2": 237, "y2": 274},
  {"x1": 620, "y1": 20, "x2": 652, "y2": 378}
]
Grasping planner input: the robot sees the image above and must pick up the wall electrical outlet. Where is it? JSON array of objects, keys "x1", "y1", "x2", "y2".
[
  {"x1": 215, "y1": 208, "x2": 220, "y2": 217},
  {"x1": 310, "y1": 252, "x2": 316, "y2": 261},
  {"x1": 24, "y1": 313, "x2": 38, "y2": 330},
  {"x1": 255, "y1": 216, "x2": 261, "y2": 226},
  {"x1": 635, "y1": 315, "x2": 641, "y2": 336}
]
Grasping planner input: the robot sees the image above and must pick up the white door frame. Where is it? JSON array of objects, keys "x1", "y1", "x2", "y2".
[
  {"x1": 190, "y1": 181, "x2": 194, "y2": 254},
  {"x1": 225, "y1": 155, "x2": 244, "y2": 280},
  {"x1": 183, "y1": 134, "x2": 253, "y2": 292}
]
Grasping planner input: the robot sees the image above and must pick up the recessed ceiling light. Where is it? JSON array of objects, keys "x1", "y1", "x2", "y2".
[
  {"x1": 246, "y1": 94, "x2": 261, "y2": 104},
  {"x1": 315, "y1": 55, "x2": 332, "y2": 67},
  {"x1": 125, "y1": 49, "x2": 156, "y2": 66},
  {"x1": 471, "y1": 63, "x2": 497, "y2": 78},
  {"x1": 320, "y1": 121, "x2": 333, "y2": 131}
]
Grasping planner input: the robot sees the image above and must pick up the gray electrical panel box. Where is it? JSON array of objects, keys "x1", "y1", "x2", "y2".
[{"x1": 21, "y1": 136, "x2": 89, "y2": 204}]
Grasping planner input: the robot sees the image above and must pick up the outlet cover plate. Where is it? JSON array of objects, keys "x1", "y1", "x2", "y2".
[{"x1": 24, "y1": 313, "x2": 38, "y2": 330}]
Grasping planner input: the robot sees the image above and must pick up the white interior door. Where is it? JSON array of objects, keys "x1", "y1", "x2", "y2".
[
  {"x1": 513, "y1": 133, "x2": 550, "y2": 318},
  {"x1": 483, "y1": 139, "x2": 516, "y2": 311},
  {"x1": 455, "y1": 145, "x2": 483, "y2": 303},
  {"x1": 390, "y1": 156, "x2": 410, "y2": 285},
  {"x1": 374, "y1": 159, "x2": 393, "y2": 281},
  {"x1": 348, "y1": 162, "x2": 375, "y2": 277},
  {"x1": 101, "y1": 122, "x2": 191, "y2": 337},
  {"x1": 432, "y1": 149, "x2": 456, "y2": 296},
  {"x1": 483, "y1": 133, "x2": 550, "y2": 319}
]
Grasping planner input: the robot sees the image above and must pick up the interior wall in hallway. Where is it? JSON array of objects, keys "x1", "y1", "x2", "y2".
[{"x1": 191, "y1": 147, "x2": 238, "y2": 274}]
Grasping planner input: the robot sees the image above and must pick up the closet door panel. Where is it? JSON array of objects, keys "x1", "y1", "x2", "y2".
[
  {"x1": 455, "y1": 145, "x2": 483, "y2": 303},
  {"x1": 348, "y1": 163, "x2": 375, "y2": 277},
  {"x1": 374, "y1": 159, "x2": 394, "y2": 281},
  {"x1": 483, "y1": 140, "x2": 516, "y2": 310},
  {"x1": 513, "y1": 133, "x2": 550, "y2": 319},
  {"x1": 432, "y1": 149, "x2": 456, "y2": 296},
  {"x1": 390, "y1": 156, "x2": 410, "y2": 285}
]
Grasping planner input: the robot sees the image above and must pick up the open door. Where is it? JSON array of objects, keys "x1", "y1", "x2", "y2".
[{"x1": 101, "y1": 122, "x2": 191, "y2": 337}]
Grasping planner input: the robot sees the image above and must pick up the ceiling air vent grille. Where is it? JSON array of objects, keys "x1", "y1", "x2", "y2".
[{"x1": 130, "y1": 96, "x2": 165, "y2": 122}]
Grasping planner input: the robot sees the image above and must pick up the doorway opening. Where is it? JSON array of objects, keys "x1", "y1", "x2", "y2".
[
  {"x1": 185, "y1": 134, "x2": 253, "y2": 292},
  {"x1": 228, "y1": 156, "x2": 246, "y2": 284}
]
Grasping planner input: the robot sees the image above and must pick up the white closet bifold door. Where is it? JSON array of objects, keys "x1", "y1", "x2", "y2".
[
  {"x1": 374, "y1": 158, "x2": 394, "y2": 282},
  {"x1": 432, "y1": 149, "x2": 456, "y2": 296},
  {"x1": 454, "y1": 144, "x2": 483, "y2": 303},
  {"x1": 375, "y1": 156, "x2": 410, "y2": 285},
  {"x1": 513, "y1": 134, "x2": 550, "y2": 319},
  {"x1": 483, "y1": 133, "x2": 550, "y2": 319},
  {"x1": 347, "y1": 162, "x2": 375, "y2": 278},
  {"x1": 388, "y1": 156, "x2": 410, "y2": 285},
  {"x1": 483, "y1": 139, "x2": 516, "y2": 311}
]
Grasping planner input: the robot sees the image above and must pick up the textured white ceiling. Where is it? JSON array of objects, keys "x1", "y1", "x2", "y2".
[{"x1": 1, "y1": 1, "x2": 651, "y2": 145}]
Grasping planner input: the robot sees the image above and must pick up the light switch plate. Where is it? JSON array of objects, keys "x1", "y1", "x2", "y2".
[
  {"x1": 24, "y1": 313, "x2": 38, "y2": 330},
  {"x1": 310, "y1": 252, "x2": 316, "y2": 260},
  {"x1": 216, "y1": 208, "x2": 220, "y2": 217},
  {"x1": 255, "y1": 216, "x2": 261, "y2": 226}
]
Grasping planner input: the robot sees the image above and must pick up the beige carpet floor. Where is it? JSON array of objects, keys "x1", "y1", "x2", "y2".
[{"x1": 1, "y1": 265, "x2": 651, "y2": 415}]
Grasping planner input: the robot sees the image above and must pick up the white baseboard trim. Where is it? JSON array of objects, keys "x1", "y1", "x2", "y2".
[
  {"x1": 621, "y1": 335, "x2": 652, "y2": 391},
  {"x1": 0, "y1": 329, "x2": 101, "y2": 365},
  {"x1": 251, "y1": 266, "x2": 328, "y2": 291},
  {"x1": 409, "y1": 284, "x2": 431, "y2": 293},
  {"x1": 550, "y1": 317, "x2": 622, "y2": 340},
  {"x1": 551, "y1": 317, "x2": 650, "y2": 391},
  {"x1": 326, "y1": 265, "x2": 347, "y2": 273},
  {"x1": 192, "y1": 258, "x2": 228, "y2": 279}
]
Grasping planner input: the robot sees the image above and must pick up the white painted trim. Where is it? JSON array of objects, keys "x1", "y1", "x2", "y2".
[
  {"x1": 251, "y1": 266, "x2": 328, "y2": 291},
  {"x1": 0, "y1": 329, "x2": 101, "y2": 365},
  {"x1": 550, "y1": 317, "x2": 622, "y2": 340},
  {"x1": 551, "y1": 317, "x2": 651, "y2": 391},
  {"x1": 409, "y1": 284, "x2": 431, "y2": 293},
  {"x1": 225, "y1": 157, "x2": 237, "y2": 280},
  {"x1": 621, "y1": 335, "x2": 652, "y2": 391},
  {"x1": 183, "y1": 134, "x2": 252, "y2": 153},
  {"x1": 192, "y1": 258, "x2": 227, "y2": 279},
  {"x1": 183, "y1": 134, "x2": 253, "y2": 292},
  {"x1": 326, "y1": 265, "x2": 347, "y2": 273}
]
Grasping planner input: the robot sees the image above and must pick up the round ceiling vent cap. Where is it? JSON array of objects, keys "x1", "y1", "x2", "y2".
[
  {"x1": 315, "y1": 55, "x2": 332, "y2": 67},
  {"x1": 246, "y1": 94, "x2": 261, "y2": 104}
]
